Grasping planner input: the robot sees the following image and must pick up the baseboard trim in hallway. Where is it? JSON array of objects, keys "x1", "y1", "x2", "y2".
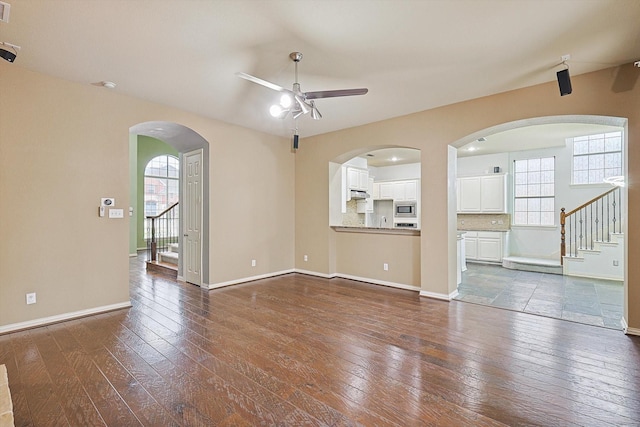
[{"x1": 0, "y1": 301, "x2": 132, "y2": 335}]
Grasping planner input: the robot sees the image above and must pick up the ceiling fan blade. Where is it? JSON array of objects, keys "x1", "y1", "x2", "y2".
[
  {"x1": 305, "y1": 88, "x2": 368, "y2": 100},
  {"x1": 236, "y1": 72, "x2": 286, "y2": 92}
]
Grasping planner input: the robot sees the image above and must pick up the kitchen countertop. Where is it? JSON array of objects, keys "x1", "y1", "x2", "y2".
[{"x1": 332, "y1": 226, "x2": 420, "y2": 236}]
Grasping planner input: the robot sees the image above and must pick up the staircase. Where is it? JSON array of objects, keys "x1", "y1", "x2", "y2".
[
  {"x1": 561, "y1": 187, "x2": 624, "y2": 280},
  {"x1": 158, "y1": 243, "x2": 179, "y2": 265},
  {"x1": 145, "y1": 202, "x2": 179, "y2": 278}
]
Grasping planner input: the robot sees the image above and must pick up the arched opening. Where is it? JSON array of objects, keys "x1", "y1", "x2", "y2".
[
  {"x1": 129, "y1": 121, "x2": 211, "y2": 287},
  {"x1": 328, "y1": 145, "x2": 422, "y2": 290},
  {"x1": 450, "y1": 115, "x2": 627, "y2": 330}
]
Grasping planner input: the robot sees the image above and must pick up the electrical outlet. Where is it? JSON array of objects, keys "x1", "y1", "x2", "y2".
[
  {"x1": 251, "y1": 259, "x2": 256, "y2": 267},
  {"x1": 304, "y1": 255, "x2": 308, "y2": 262},
  {"x1": 383, "y1": 263, "x2": 389, "y2": 271},
  {"x1": 26, "y1": 292, "x2": 36, "y2": 305}
]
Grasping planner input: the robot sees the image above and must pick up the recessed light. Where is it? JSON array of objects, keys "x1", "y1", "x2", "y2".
[
  {"x1": 467, "y1": 147, "x2": 477, "y2": 152},
  {"x1": 391, "y1": 156, "x2": 398, "y2": 162}
]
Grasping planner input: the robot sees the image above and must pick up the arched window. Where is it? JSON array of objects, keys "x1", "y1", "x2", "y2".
[{"x1": 144, "y1": 155, "x2": 179, "y2": 216}]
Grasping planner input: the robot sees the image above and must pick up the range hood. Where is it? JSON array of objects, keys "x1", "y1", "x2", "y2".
[{"x1": 350, "y1": 190, "x2": 370, "y2": 199}]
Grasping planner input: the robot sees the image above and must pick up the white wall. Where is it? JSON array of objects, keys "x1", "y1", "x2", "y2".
[
  {"x1": 457, "y1": 153, "x2": 509, "y2": 176},
  {"x1": 370, "y1": 163, "x2": 420, "y2": 181},
  {"x1": 457, "y1": 139, "x2": 621, "y2": 259}
]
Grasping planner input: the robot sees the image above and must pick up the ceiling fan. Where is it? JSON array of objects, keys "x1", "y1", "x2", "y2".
[{"x1": 236, "y1": 52, "x2": 368, "y2": 122}]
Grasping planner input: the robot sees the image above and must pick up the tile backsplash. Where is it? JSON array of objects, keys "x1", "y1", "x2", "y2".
[
  {"x1": 457, "y1": 213, "x2": 511, "y2": 231},
  {"x1": 342, "y1": 199, "x2": 365, "y2": 226}
]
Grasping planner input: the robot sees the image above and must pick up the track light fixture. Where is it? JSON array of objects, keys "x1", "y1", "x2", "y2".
[{"x1": 557, "y1": 54, "x2": 572, "y2": 96}]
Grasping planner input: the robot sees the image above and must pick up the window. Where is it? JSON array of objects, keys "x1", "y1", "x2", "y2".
[
  {"x1": 514, "y1": 157, "x2": 555, "y2": 226},
  {"x1": 572, "y1": 131, "x2": 622, "y2": 185},
  {"x1": 144, "y1": 155, "x2": 179, "y2": 217}
]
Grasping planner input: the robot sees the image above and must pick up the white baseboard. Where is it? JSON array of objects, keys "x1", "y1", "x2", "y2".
[
  {"x1": 333, "y1": 273, "x2": 421, "y2": 292},
  {"x1": 621, "y1": 317, "x2": 640, "y2": 336},
  {"x1": 129, "y1": 253, "x2": 138, "y2": 257},
  {"x1": 294, "y1": 269, "x2": 337, "y2": 279},
  {"x1": 206, "y1": 268, "x2": 451, "y2": 300},
  {"x1": 0, "y1": 301, "x2": 132, "y2": 335},
  {"x1": 207, "y1": 269, "x2": 295, "y2": 290},
  {"x1": 294, "y1": 269, "x2": 421, "y2": 292},
  {"x1": 420, "y1": 288, "x2": 459, "y2": 301}
]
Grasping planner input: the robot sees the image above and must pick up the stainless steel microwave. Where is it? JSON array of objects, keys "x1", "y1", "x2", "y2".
[{"x1": 394, "y1": 201, "x2": 417, "y2": 218}]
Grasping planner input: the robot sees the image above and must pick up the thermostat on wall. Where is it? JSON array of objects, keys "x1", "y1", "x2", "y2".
[{"x1": 101, "y1": 198, "x2": 115, "y2": 207}]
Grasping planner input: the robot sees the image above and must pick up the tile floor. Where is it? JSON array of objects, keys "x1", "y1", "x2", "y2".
[{"x1": 456, "y1": 262, "x2": 624, "y2": 330}]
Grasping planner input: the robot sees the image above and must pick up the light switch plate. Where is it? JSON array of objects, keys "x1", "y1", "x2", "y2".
[{"x1": 109, "y1": 208, "x2": 124, "y2": 218}]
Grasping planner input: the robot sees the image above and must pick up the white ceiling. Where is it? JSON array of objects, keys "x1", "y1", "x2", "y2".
[{"x1": 2, "y1": 0, "x2": 639, "y2": 141}]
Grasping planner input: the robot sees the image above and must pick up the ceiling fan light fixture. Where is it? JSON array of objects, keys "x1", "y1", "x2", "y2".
[
  {"x1": 270, "y1": 104, "x2": 287, "y2": 118},
  {"x1": 292, "y1": 109, "x2": 304, "y2": 120},
  {"x1": 279, "y1": 94, "x2": 293, "y2": 108},
  {"x1": 294, "y1": 95, "x2": 311, "y2": 114},
  {"x1": 310, "y1": 101, "x2": 322, "y2": 120}
]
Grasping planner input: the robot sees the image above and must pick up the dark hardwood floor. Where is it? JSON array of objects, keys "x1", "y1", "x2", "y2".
[{"x1": 1, "y1": 256, "x2": 639, "y2": 426}]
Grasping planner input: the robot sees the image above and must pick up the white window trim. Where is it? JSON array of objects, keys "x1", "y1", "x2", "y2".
[{"x1": 570, "y1": 131, "x2": 623, "y2": 186}]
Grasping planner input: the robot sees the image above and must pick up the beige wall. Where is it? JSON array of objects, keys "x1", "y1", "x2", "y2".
[
  {"x1": 295, "y1": 64, "x2": 640, "y2": 330},
  {"x1": 334, "y1": 231, "x2": 421, "y2": 288},
  {"x1": 1, "y1": 59, "x2": 638, "y2": 333},
  {"x1": 0, "y1": 62, "x2": 295, "y2": 329}
]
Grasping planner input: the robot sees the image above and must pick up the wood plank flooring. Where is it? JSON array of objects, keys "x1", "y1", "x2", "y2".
[{"x1": 1, "y1": 256, "x2": 639, "y2": 426}]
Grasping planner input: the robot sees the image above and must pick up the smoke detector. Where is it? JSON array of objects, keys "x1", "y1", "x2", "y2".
[
  {"x1": 101, "y1": 81, "x2": 116, "y2": 89},
  {"x1": 0, "y1": 2, "x2": 10, "y2": 23}
]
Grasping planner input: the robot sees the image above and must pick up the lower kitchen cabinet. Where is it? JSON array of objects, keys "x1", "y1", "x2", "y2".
[{"x1": 464, "y1": 231, "x2": 507, "y2": 263}]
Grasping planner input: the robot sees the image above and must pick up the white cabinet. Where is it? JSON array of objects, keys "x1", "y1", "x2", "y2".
[
  {"x1": 464, "y1": 231, "x2": 506, "y2": 263},
  {"x1": 347, "y1": 167, "x2": 369, "y2": 191},
  {"x1": 378, "y1": 182, "x2": 394, "y2": 200},
  {"x1": 480, "y1": 174, "x2": 506, "y2": 212},
  {"x1": 393, "y1": 182, "x2": 405, "y2": 201},
  {"x1": 457, "y1": 174, "x2": 506, "y2": 213},
  {"x1": 465, "y1": 232, "x2": 478, "y2": 259},
  {"x1": 458, "y1": 177, "x2": 482, "y2": 212},
  {"x1": 375, "y1": 179, "x2": 418, "y2": 201},
  {"x1": 404, "y1": 180, "x2": 418, "y2": 201}
]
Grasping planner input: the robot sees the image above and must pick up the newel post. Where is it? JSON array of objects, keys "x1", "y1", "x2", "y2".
[{"x1": 560, "y1": 207, "x2": 566, "y2": 265}]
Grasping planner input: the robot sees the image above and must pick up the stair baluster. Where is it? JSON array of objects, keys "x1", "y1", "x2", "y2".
[
  {"x1": 560, "y1": 187, "x2": 621, "y2": 265},
  {"x1": 145, "y1": 202, "x2": 179, "y2": 263}
]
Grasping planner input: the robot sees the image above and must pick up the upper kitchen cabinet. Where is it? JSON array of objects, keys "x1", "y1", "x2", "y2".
[
  {"x1": 458, "y1": 174, "x2": 507, "y2": 213},
  {"x1": 347, "y1": 167, "x2": 369, "y2": 191},
  {"x1": 374, "y1": 180, "x2": 418, "y2": 201}
]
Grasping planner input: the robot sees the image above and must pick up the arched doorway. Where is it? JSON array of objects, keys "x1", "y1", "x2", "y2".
[
  {"x1": 450, "y1": 115, "x2": 628, "y2": 329},
  {"x1": 129, "y1": 121, "x2": 211, "y2": 287}
]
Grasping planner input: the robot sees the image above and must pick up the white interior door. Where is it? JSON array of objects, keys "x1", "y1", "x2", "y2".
[{"x1": 184, "y1": 149, "x2": 203, "y2": 286}]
